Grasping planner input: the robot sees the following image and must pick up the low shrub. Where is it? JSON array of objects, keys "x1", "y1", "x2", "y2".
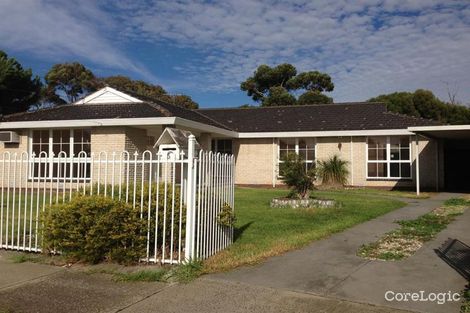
[
  {"x1": 217, "y1": 203, "x2": 236, "y2": 227},
  {"x1": 87, "y1": 182, "x2": 186, "y2": 252},
  {"x1": 42, "y1": 195, "x2": 146, "y2": 264},
  {"x1": 316, "y1": 155, "x2": 349, "y2": 187},
  {"x1": 279, "y1": 153, "x2": 316, "y2": 199}
]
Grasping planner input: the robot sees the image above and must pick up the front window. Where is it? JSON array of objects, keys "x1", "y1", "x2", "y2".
[
  {"x1": 211, "y1": 139, "x2": 232, "y2": 155},
  {"x1": 30, "y1": 129, "x2": 91, "y2": 180},
  {"x1": 278, "y1": 138, "x2": 315, "y2": 172},
  {"x1": 367, "y1": 136, "x2": 411, "y2": 179}
]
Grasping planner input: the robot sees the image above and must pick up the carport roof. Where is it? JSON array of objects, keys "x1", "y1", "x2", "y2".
[{"x1": 409, "y1": 125, "x2": 470, "y2": 139}]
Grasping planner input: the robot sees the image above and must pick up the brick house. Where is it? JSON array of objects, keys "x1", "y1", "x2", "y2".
[{"x1": 1, "y1": 87, "x2": 469, "y2": 192}]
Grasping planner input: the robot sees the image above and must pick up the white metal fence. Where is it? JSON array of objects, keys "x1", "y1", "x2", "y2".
[{"x1": 0, "y1": 136, "x2": 235, "y2": 264}]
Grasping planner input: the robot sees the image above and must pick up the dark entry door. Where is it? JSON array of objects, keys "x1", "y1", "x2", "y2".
[{"x1": 444, "y1": 139, "x2": 470, "y2": 191}]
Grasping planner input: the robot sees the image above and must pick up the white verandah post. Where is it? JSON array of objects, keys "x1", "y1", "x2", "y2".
[
  {"x1": 184, "y1": 135, "x2": 196, "y2": 261},
  {"x1": 415, "y1": 135, "x2": 420, "y2": 196}
]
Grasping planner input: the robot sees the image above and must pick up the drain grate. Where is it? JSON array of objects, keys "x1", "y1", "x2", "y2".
[{"x1": 436, "y1": 238, "x2": 470, "y2": 281}]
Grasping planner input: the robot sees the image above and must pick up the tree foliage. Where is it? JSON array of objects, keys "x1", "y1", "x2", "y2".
[
  {"x1": 44, "y1": 62, "x2": 99, "y2": 104},
  {"x1": 99, "y1": 75, "x2": 166, "y2": 99},
  {"x1": 368, "y1": 89, "x2": 470, "y2": 124},
  {"x1": 41, "y1": 64, "x2": 199, "y2": 109},
  {"x1": 0, "y1": 50, "x2": 42, "y2": 115},
  {"x1": 99, "y1": 75, "x2": 199, "y2": 109},
  {"x1": 298, "y1": 91, "x2": 333, "y2": 105},
  {"x1": 241, "y1": 64, "x2": 334, "y2": 106}
]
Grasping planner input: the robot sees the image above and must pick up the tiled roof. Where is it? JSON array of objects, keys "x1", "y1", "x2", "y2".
[
  {"x1": 1, "y1": 100, "x2": 439, "y2": 133},
  {"x1": 2, "y1": 100, "x2": 230, "y2": 130},
  {"x1": 197, "y1": 102, "x2": 440, "y2": 132}
]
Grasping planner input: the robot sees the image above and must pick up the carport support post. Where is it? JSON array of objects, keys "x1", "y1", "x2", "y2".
[
  {"x1": 184, "y1": 135, "x2": 196, "y2": 261},
  {"x1": 415, "y1": 135, "x2": 420, "y2": 196}
]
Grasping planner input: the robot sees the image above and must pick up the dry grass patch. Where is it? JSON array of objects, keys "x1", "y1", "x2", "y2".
[{"x1": 358, "y1": 198, "x2": 469, "y2": 261}]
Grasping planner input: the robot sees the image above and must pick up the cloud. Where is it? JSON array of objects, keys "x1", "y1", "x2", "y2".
[
  {"x1": 0, "y1": 0, "x2": 156, "y2": 81},
  {"x1": 1, "y1": 0, "x2": 469, "y2": 103},
  {"x1": 118, "y1": 0, "x2": 470, "y2": 103}
]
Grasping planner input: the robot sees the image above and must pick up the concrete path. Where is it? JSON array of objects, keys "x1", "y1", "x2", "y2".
[
  {"x1": 209, "y1": 193, "x2": 469, "y2": 313},
  {"x1": 0, "y1": 253, "x2": 409, "y2": 313}
]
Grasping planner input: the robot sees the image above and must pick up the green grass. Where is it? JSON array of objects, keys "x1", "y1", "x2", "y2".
[
  {"x1": 113, "y1": 269, "x2": 167, "y2": 282},
  {"x1": 341, "y1": 188, "x2": 431, "y2": 199},
  {"x1": 203, "y1": 187, "x2": 406, "y2": 272},
  {"x1": 87, "y1": 259, "x2": 203, "y2": 283},
  {"x1": 358, "y1": 197, "x2": 468, "y2": 261},
  {"x1": 10, "y1": 253, "x2": 39, "y2": 263},
  {"x1": 7, "y1": 251, "x2": 67, "y2": 266},
  {"x1": 462, "y1": 285, "x2": 470, "y2": 313}
]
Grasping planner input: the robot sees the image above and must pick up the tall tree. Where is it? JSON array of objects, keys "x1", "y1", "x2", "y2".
[
  {"x1": 240, "y1": 64, "x2": 334, "y2": 106},
  {"x1": 167, "y1": 94, "x2": 199, "y2": 109},
  {"x1": 368, "y1": 89, "x2": 470, "y2": 125},
  {"x1": 0, "y1": 51, "x2": 42, "y2": 114},
  {"x1": 99, "y1": 75, "x2": 167, "y2": 99},
  {"x1": 44, "y1": 62, "x2": 99, "y2": 104},
  {"x1": 99, "y1": 75, "x2": 198, "y2": 109}
]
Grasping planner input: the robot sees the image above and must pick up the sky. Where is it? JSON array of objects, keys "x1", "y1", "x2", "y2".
[{"x1": 0, "y1": 0, "x2": 469, "y2": 108}]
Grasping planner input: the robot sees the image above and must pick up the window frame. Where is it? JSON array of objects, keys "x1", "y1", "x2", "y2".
[
  {"x1": 366, "y1": 136, "x2": 412, "y2": 180},
  {"x1": 277, "y1": 138, "x2": 316, "y2": 173},
  {"x1": 28, "y1": 129, "x2": 91, "y2": 181},
  {"x1": 211, "y1": 139, "x2": 233, "y2": 155}
]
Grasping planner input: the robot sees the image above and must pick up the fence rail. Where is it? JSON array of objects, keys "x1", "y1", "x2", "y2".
[{"x1": 0, "y1": 136, "x2": 235, "y2": 264}]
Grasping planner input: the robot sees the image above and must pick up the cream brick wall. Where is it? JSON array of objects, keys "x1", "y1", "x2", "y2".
[
  {"x1": 0, "y1": 130, "x2": 29, "y2": 155},
  {"x1": 233, "y1": 135, "x2": 439, "y2": 189},
  {"x1": 0, "y1": 129, "x2": 441, "y2": 190},
  {"x1": 198, "y1": 133, "x2": 212, "y2": 151},
  {"x1": 315, "y1": 137, "x2": 360, "y2": 186},
  {"x1": 233, "y1": 138, "x2": 275, "y2": 185},
  {"x1": 90, "y1": 127, "x2": 126, "y2": 155},
  {"x1": 125, "y1": 127, "x2": 154, "y2": 154}
]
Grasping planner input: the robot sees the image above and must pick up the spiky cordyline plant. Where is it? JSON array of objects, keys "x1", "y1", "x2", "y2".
[{"x1": 316, "y1": 155, "x2": 349, "y2": 187}]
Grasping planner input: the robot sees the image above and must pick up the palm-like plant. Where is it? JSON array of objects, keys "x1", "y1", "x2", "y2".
[
  {"x1": 279, "y1": 153, "x2": 316, "y2": 199},
  {"x1": 316, "y1": 155, "x2": 349, "y2": 187}
]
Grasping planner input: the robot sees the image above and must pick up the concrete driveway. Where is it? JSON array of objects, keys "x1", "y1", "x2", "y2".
[{"x1": 209, "y1": 193, "x2": 470, "y2": 313}]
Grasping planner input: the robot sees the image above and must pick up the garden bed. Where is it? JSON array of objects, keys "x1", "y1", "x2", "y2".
[{"x1": 270, "y1": 197, "x2": 337, "y2": 209}]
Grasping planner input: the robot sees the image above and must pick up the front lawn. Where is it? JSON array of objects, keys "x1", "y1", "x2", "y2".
[
  {"x1": 203, "y1": 187, "x2": 405, "y2": 272},
  {"x1": 340, "y1": 188, "x2": 431, "y2": 199}
]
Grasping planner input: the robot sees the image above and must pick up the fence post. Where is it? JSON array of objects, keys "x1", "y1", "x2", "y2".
[{"x1": 184, "y1": 135, "x2": 196, "y2": 261}]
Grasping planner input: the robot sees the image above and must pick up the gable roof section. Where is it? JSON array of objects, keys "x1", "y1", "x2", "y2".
[
  {"x1": 75, "y1": 87, "x2": 143, "y2": 104},
  {"x1": 197, "y1": 102, "x2": 440, "y2": 132}
]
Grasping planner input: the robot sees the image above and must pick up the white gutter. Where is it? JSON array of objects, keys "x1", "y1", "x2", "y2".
[
  {"x1": 237, "y1": 129, "x2": 413, "y2": 138},
  {"x1": 0, "y1": 117, "x2": 177, "y2": 129},
  {"x1": 0, "y1": 116, "x2": 237, "y2": 137},
  {"x1": 408, "y1": 125, "x2": 470, "y2": 132},
  {"x1": 0, "y1": 117, "x2": 418, "y2": 139}
]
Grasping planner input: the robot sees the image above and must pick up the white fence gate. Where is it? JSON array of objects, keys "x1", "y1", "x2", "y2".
[{"x1": 0, "y1": 135, "x2": 235, "y2": 264}]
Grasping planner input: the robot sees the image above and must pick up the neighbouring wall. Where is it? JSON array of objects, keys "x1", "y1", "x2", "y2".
[{"x1": 233, "y1": 138, "x2": 276, "y2": 185}]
